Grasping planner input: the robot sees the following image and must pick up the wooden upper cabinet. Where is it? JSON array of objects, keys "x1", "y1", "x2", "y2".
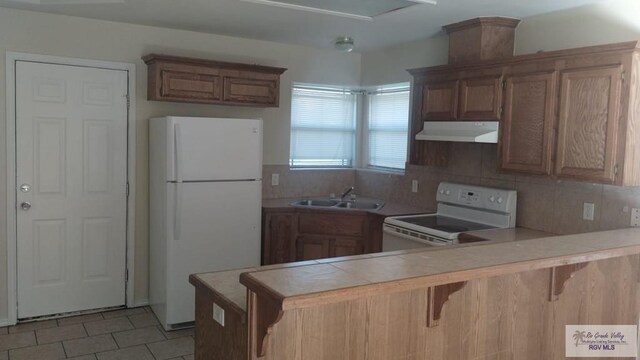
[
  {"x1": 160, "y1": 69, "x2": 222, "y2": 102},
  {"x1": 421, "y1": 80, "x2": 459, "y2": 121},
  {"x1": 500, "y1": 71, "x2": 558, "y2": 175},
  {"x1": 222, "y1": 75, "x2": 278, "y2": 106},
  {"x1": 555, "y1": 65, "x2": 624, "y2": 184},
  {"x1": 458, "y1": 76, "x2": 503, "y2": 120},
  {"x1": 143, "y1": 54, "x2": 287, "y2": 107}
]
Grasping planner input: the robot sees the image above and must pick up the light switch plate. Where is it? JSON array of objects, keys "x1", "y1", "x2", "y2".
[
  {"x1": 583, "y1": 203, "x2": 595, "y2": 221},
  {"x1": 631, "y1": 208, "x2": 640, "y2": 227},
  {"x1": 411, "y1": 180, "x2": 419, "y2": 193},
  {"x1": 271, "y1": 173, "x2": 279, "y2": 186},
  {"x1": 213, "y1": 303, "x2": 225, "y2": 326}
]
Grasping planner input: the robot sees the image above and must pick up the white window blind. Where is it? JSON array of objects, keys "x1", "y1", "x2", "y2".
[
  {"x1": 367, "y1": 84, "x2": 410, "y2": 170},
  {"x1": 290, "y1": 85, "x2": 356, "y2": 168}
]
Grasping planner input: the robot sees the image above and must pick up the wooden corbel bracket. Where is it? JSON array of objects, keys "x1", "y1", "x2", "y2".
[
  {"x1": 549, "y1": 262, "x2": 589, "y2": 301},
  {"x1": 427, "y1": 281, "x2": 466, "y2": 328},
  {"x1": 247, "y1": 291, "x2": 284, "y2": 359}
]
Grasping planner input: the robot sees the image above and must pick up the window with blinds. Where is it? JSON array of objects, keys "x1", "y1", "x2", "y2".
[
  {"x1": 366, "y1": 84, "x2": 410, "y2": 170},
  {"x1": 289, "y1": 85, "x2": 357, "y2": 168}
]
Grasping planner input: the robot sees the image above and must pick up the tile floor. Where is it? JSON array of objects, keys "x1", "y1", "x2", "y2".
[{"x1": 0, "y1": 307, "x2": 194, "y2": 360}]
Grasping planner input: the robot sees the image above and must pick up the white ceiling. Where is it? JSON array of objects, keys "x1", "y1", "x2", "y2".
[{"x1": 0, "y1": 0, "x2": 608, "y2": 51}]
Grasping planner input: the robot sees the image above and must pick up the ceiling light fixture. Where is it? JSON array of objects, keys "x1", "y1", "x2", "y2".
[{"x1": 335, "y1": 37, "x2": 355, "y2": 53}]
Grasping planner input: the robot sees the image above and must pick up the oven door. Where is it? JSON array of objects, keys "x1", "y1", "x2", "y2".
[{"x1": 382, "y1": 225, "x2": 450, "y2": 252}]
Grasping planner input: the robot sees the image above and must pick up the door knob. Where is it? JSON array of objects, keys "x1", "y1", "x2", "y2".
[
  {"x1": 21, "y1": 202, "x2": 31, "y2": 211},
  {"x1": 20, "y1": 184, "x2": 31, "y2": 193}
]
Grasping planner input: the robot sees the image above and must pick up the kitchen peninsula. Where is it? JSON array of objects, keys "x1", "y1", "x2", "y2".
[{"x1": 190, "y1": 227, "x2": 640, "y2": 360}]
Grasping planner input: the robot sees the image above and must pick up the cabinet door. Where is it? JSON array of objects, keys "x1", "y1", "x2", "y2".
[
  {"x1": 296, "y1": 236, "x2": 330, "y2": 261},
  {"x1": 556, "y1": 65, "x2": 623, "y2": 183},
  {"x1": 160, "y1": 69, "x2": 222, "y2": 102},
  {"x1": 223, "y1": 77, "x2": 278, "y2": 106},
  {"x1": 263, "y1": 212, "x2": 295, "y2": 265},
  {"x1": 421, "y1": 80, "x2": 459, "y2": 121},
  {"x1": 500, "y1": 72, "x2": 558, "y2": 175},
  {"x1": 458, "y1": 76, "x2": 503, "y2": 120},
  {"x1": 331, "y1": 238, "x2": 362, "y2": 258}
]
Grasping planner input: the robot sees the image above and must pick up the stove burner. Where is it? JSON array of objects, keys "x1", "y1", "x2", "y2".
[
  {"x1": 393, "y1": 215, "x2": 495, "y2": 233},
  {"x1": 432, "y1": 225, "x2": 469, "y2": 233}
]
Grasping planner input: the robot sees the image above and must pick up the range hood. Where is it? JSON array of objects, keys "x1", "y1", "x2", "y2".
[{"x1": 415, "y1": 121, "x2": 499, "y2": 143}]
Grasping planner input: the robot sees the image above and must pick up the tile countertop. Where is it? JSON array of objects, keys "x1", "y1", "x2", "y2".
[
  {"x1": 262, "y1": 197, "x2": 430, "y2": 217},
  {"x1": 239, "y1": 227, "x2": 640, "y2": 310},
  {"x1": 190, "y1": 227, "x2": 554, "y2": 313}
]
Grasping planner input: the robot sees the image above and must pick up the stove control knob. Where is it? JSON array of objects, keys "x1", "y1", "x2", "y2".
[
  {"x1": 439, "y1": 189, "x2": 445, "y2": 194},
  {"x1": 489, "y1": 196, "x2": 495, "y2": 202},
  {"x1": 497, "y1": 197, "x2": 504, "y2": 204},
  {"x1": 445, "y1": 190, "x2": 451, "y2": 196}
]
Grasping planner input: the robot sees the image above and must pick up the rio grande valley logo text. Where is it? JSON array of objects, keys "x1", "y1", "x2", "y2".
[{"x1": 566, "y1": 325, "x2": 638, "y2": 357}]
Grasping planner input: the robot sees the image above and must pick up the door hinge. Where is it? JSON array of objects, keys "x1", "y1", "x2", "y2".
[
  {"x1": 614, "y1": 164, "x2": 619, "y2": 176},
  {"x1": 502, "y1": 80, "x2": 506, "y2": 89},
  {"x1": 125, "y1": 270, "x2": 129, "y2": 283},
  {"x1": 126, "y1": 182, "x2": 130, "y2": 198},
  {"x1": 125, "y1": 94, "x2": 130, "y2": 110}
]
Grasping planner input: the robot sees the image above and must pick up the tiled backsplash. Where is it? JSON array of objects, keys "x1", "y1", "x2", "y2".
[
  {"x1": 263, "y1": 144, "x2": 640, "y2": 235},
  {"x1": 262, "y1": 165, "x2": 356, "y2": 199},
  {"x1": 355, "y1": 143, "x2": 640, "y2": 235}
]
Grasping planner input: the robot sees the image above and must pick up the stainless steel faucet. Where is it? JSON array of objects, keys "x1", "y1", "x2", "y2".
[{"x1": 341, "y1": 186, "x2": 355, "y2": 201}]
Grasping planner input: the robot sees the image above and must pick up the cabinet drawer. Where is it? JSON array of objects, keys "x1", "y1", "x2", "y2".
[
  {"x1": 160, "y1": 70, "x2": 222, "y2": 102},
  {"x1": 223, "y1": 77, "x2": 278, "y2": 106},
  {"x1": 298, "y1": 214, "x2": 364, "y2": 237}
]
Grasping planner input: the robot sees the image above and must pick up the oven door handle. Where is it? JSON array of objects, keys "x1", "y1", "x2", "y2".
[{"x1": 383, "y1": 227, "x2": 449, "y2": 247}]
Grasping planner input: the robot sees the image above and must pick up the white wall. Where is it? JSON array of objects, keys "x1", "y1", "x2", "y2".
[
  {"x1": 0, "y1": 7, "x2": 360, "y2": 320},
  {"x1": 360, "y1": 0, "x2": 640, "y2": 86},
  {"x1": 361, "y1": 35, "x2": 448, "y2": 86},
  {"x1": 515, "y1": 0, "x2": 640, "y2": 54}
]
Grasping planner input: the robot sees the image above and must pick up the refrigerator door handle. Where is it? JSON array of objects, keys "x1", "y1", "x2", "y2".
[
  {"x1": 174, "y1": 123, "x2": 184, "y2": 182},
  {"x1": 173, "y1": 183, "x2": 182, "y2": 241}
]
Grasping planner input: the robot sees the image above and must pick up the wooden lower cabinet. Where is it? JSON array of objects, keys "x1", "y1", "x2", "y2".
[
  {"x1": 296, "y1": 236, "x2": 362, "y2": 261},
  {"x1": 262, "y1": 211, "x2": 296, "y2": 265},
  {"x1": 262, "y1": 208, "x2": 384, "y2": 265},
  {"x1": 296, "y1": 236, "x2": 331, "y2": 261}
]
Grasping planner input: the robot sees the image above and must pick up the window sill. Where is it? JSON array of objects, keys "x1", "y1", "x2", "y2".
[
  {"x1": 356, "y1": 167, "x2": 405, "y2": 176},
  {"x1": 289, "y1": 167, "x2": 355, "y2": 171}
]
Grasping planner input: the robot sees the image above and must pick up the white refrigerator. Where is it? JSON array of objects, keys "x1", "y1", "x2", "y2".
[{"x1": 149, "y1": 116, "x2": 262, "y2": 330}]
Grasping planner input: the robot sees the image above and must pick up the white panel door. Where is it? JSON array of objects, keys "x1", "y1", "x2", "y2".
[
  {"x1": 16, "y1": 61, "x2": 128, "y2": 318},
  {"x1": 165, "y1": 180, "x2": 261, "y2": 325},
  {"x1": 169, "y1": 117, "x2": 262, "y2": 181}
]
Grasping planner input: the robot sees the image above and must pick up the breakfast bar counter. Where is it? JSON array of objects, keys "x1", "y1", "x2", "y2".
[{"x1": 191, "y1": 228, "x2": 640, "y2": 360}]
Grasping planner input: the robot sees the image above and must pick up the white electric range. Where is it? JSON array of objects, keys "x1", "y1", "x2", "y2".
[{"x1": 383, "y1": 182, "x2": 517, "y2": 251}]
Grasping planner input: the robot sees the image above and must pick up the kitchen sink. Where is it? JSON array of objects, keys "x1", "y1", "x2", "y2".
[
  {"x1": 290, "y1": 198, "x2": 384, "y2": 210},
  {"x1": 335, "y1": 201, "x2": 384, "y2": 210},
  {"x1": 290, "y1": 199, "x2": 339, "y2": 207}
]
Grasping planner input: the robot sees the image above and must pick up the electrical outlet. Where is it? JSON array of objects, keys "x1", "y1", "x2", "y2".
[
  {"x1": 213, "y1": 303, "x2": 225, "y2": 326},
  {"x1": 271, "y1": 173, "x2": 279, "y2": 186},
  {"x1": 411, "y1": 180, "x2": 419, "y2": 193},
  {"x1": 583, "y1": 202, "x2": 595, "y2": 221},
  {"x1": 631, "y1": 208, "x2": 640, "y2": 227}
]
